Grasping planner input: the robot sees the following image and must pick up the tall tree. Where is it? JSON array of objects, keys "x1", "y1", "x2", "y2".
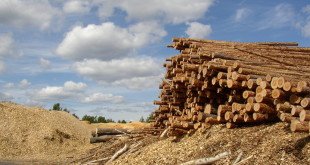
[
  {"x1": 146, "y1": 112, "x2": 155, "y2": 123},
  {"x1": 139, "y1": 116, "x2": 145, "y2": 123}
]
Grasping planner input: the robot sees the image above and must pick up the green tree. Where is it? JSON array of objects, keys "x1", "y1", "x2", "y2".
[
  {"x1": 82, "y1": 115, "x2": 97, "y2": 123},
  {"x1": 51, "y1": 103, "x2": 61, "y2": 111},
  {"x1": 72, "y1": 113, "x2": 79, "y2": 120},
  {"x1": 139, "y1": 116, "x2": 145, "y2": 123},
  {"x1": 106, "y1": 118, "x2": 115, "y2": 123},
  {"x1": 121, "y1": 120, "x2": 127, "y2": 123},
  {"x1": 97, "y1": 116, "x2": 107, "y2": 123},
  {"x1": 146, "y1": 112, "x2": 155, "y2": 123},
  {"x1": 50, "y1": 103, "x2": 79, "y2": 119}
]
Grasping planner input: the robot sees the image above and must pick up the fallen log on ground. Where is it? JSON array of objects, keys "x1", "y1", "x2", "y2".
[
  {"x1": 92, "y1": 128, "x2": 130, "y2": 137},
  {"x1": 90, "y1": 135, "x2": 121, "y2": 143},
  {"x1": 180, "y1": 150, "x2": 231, "y2": 165}
]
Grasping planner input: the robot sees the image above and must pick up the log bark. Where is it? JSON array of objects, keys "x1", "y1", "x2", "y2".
[
  {"x1": 93, "y1": 128, "x2": 130, "y2": 137},
  {"x1": 291, "y1": 106, "x2": 304, "y2": 116},
  {"x1": 300, "y1": 110, "x2": 310, "y2": 121},
  {"x1": 90, "y1": 136, "x2": 115, "y2": 143},
  {"x1": 290, "y1": 120, "x2": 309, "y2": 132}
]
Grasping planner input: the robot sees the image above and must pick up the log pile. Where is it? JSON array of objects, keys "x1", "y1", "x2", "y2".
[{"x1": 152, "y1": 38, "x2": 310, "y2": 135}]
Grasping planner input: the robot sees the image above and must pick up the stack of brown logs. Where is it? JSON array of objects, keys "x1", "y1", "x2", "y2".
[{"x1": 152, "y1": 38, "x2": 310, "y2": 135}]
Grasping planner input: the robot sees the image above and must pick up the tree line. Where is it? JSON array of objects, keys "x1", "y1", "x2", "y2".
[{"x1": 49, "y1": 103, "x2": 154, "y2": 123}]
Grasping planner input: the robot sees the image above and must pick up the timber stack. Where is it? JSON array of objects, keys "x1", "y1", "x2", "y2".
[{"x1": 152, "y1": 38, "x2": 310, "y2": 136}]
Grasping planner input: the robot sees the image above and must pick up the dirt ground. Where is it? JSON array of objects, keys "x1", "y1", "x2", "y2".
[{"x1": 1, "y1": 101, "x2": 309, "y2": 165}]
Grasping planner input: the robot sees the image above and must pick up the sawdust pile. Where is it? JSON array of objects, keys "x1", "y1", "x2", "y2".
[
  {"x1": 0, "y1": 101, "x2": 91, "y2": 162},
  {"x1": 87, "y1": 122, "x2": 149, "y2": 131},
  {"x1": 111, "y1": 122, "x2": 310, "y2": 165}
]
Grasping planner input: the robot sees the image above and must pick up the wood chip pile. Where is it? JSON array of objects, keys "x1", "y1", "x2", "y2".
[{"x1": 152, "y1": 38, "x2": 310, "y2": 135}]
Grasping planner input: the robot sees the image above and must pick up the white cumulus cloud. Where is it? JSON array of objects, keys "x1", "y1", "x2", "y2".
[
  {"x1": 301, "y1": 5, "x2": 310, "y2": 37},
  {"x1": 0, "y1": 0, "x2": 61, "y2": 30},
  {"x1": 185, "y1": 22, "x2": 212, "y2": 39},
  {"x1": 73, "y1": 57, "x2": 163, "y2": 90},
  {"x1": 0, "y1": 61, "x2": 6, "y2": 73},
  {"x1": 63, "y1": 0, "x2": 91, "y2": 14},
  {"x1": 95, "y1": 0, "x2": 214, "y2": 24},
  {"x1": 56, "y1": 22, "x2": 166, "y2": 61},
  {"x1": 32, "y1": 81, "x2": 87, "y2": 101},
  {"x1": 235, "y1": 8, "x2": 251, "y2": 22},
  {"x1": 82, "y1": 93, "x2": 126, "y2": 104},
  {"x1": 258, "y1": 3, "x2": 295, "y2": 30},
  {"x1": 18, "y1": 79, "x2": 31, "y2": 88},
  {"x1": 3, "y1": 83, "x2": 14, "y2": 88},
  {"x1": 0, "y1": 33, "x2": 22, "y2": 59},
  {"x1": 0, "y1": 92, "x2": 13, "y2": 100},
  {"x1": 40, "y1": 58, "x2": 51, "y2": 70}
]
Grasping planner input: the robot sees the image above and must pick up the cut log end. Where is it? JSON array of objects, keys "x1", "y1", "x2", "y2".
[{"x1": 290, "y1": 120, "x2": 309, "y2": 132}]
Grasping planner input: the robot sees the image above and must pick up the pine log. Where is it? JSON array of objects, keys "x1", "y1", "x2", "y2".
[
  {"x1": 283, "y1": 81, "x2": 295, "y2": 91},
  {"x1": 233, "y1": 114, "x2": 244, "y2": 122},
  {"x1": 197, "y1": 112, "x2": 217, "y2": 121},
  {"x1": 226, "y1": 122, "x2": 237, "y2": 129},
  {"x1": 271, "y1": 89, "x2": 286, "y2": 99},
  {"x1": 254, "y1": 103, "x2": 276, "y2": 114},
  {"x1": 291, "y1": 106, "x2": 304, "y2": 116},
  {"x1": 225, "y1": 111, "x2": 234, "y2": 121},
  {"x1": 227, "y1": 79, "x2": 242, "y2": 88},
  {"x1": 277, "y1": 77, "x2": 286, "y2": 88},
  {"x1": 296, "y1": 86, "x2": 310, "y2": 94},
  {"x1": 301, "y1": 98, "x2": 310, "y2": 108},
  {"x1": 253, "y1": 113, "x2": 268, "y2": 121},
  {"x1": 90, "y1": 136, "x2": 115, "y2": 143},
  {"x1": 260, "y1": 81, "x2": 271, "y2": 89},
  {"x1": 245, "y1": 103, "x2": 255, "y2": 112},
  {"x1": 204, "y1": 104, "x2": 217, "y2": 114},
  {"x1": 300, "y1": 110, "x2": 310, "y2": 121},
  {"x1": 247, "y1": 79, "x2": 257, "y2": 90},
  {"x1": 205, "y1": 117, "x2": 223, "y2": 124},
  {"x1": 94, "y1": 128, "x2": 129, "y2": 136},
  {"x1": 276, "y1": 103, "x2": 291, "y2": 112},
  {"x1": 279, "y1": 113, "x2": 296, "y2": 123},
  {"x1": 290, "y1": 120, "x2": 309, "y2": 132},
  {"x1": 194, "y1": 122, "x2": 202, "y2": 129},
  {"x1": 232, "y1": 72, "x2": 248, "y2": 81},
  {"x1": 244, "y1": 113, "x2": 256, "y2": 122},
  {"x1": 255, "y1": 93, "x2": 274, "y2": 104},
  {"x1": 270, "y1": 77, "x2": 279, "y2": 89},
  {"x1": 242, "y1": 90, "x2": 255, "y2": 99},
  {"x1": 180, "y1": 150, "x2": 231, "y2": 165},
  {"x1": 247, "y1": 97, "x2": 255, "y2": 104},
  {"x1": 290, "y1": 94, "x2": 302, "y2": 104},
  {"x1": 217, "y1": 105, "x2": 232, "y2": 115}
]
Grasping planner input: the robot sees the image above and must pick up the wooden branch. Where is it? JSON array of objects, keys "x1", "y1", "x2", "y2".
[
  {"x1": 180, "y1": 150, "x2": 231, "y2": 165},
  {"x1": 234, "y1": 155, "x2": 253, "y2": 165},
  {"x1": 233, "y1": 151, "x2": 244, "y2": 165},
  {"x1": 106, "y1": 144, "x2": 129, "y2": 164},
  {"x1": 160, "y1": 128, "x2": 169, "y2": 139}
]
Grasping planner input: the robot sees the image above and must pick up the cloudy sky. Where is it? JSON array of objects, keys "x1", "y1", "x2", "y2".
[{"x1": 0, "y1": 0, "x2": 310, "y2": 121}]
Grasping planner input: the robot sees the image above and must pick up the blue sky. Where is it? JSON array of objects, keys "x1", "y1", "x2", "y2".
[{"x1": 0, "y1": 0, "x2": 310, "y2": 121}]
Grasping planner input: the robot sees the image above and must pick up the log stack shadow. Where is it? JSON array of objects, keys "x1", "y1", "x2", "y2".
[{"x1": 152, "y1": 38, "x2": 310, "y2": 136}]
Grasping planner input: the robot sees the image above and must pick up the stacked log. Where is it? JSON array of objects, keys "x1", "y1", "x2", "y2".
[{"x1": 152, "y1": 38, "x2": 310, "y2": 135}]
